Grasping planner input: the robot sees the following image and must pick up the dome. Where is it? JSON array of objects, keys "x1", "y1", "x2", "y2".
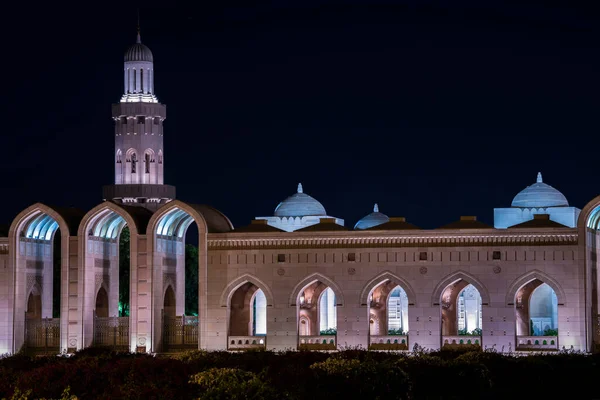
[
  {"x1": 511, "y1": 172, "x2": 569, "y2": 208},
  {"x1": 274, "y1": 183, "x2": 327, "y2": 217},
  {"x1": 354, "y1": 204, "x2": 390, "y2": 230},
  {"x1": 124, "y1": 33, "x2": 153, "y2": 62}
]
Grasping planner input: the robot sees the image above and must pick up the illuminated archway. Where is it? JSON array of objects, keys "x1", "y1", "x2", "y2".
[
  {"x1": 147, "y1": 200, "x2": 232, "y2": 352},
  {"x1": 77, "y1": 202, "x2": 143, "y2": 350},
  {"x1": 8, "y1": 203, "x2": 81, "y2": 353}
]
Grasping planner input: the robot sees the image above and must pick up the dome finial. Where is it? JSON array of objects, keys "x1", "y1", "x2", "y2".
[
  {"x1": 537, "y1": 172, "x2": 543, "y2": 183},
  {"x1": 373, "y1": 203, "x2": 379, "y2": 212},
  {"x1": 297, "y1": 183, "x2": 303, "y2": 193},
  {"x1": 136, "y1": 8, "x2": 141, "y2": 43}
]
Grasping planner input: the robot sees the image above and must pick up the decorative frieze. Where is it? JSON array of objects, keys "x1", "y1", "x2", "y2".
[{"x1": 208, "y1": 232, "x2": 578, "y2": 250}]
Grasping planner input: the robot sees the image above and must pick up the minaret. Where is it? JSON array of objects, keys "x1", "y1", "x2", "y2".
[{"x1": 102, "y1": 25, "x2": 176, "y2": 209}]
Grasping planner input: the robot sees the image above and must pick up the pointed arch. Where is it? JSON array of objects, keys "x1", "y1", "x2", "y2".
[
  {"x1": 359, "y1": 271, "x2": 417, "y2": 306},
  {"x1": 9, "y1": 203, "x2": 76, "y2": 240},
  {"x1": 431, "y1": 270, "x2": 491, "y2": 306},
  {"x1": 505, "y1": 269, "x2": 566, "y2": 306},
  {"x1": 578, "y1": 194, "x2": 600, "y2": 231},
  {"x1": 289, "y1": 273, "x2": 344, "y2": 307},
  {"x1": 220, "y1": 274, "x2": 274, "y2": 307},
  {"x1": 77, "y1": 201, "x2": 143, "y2": 238}
]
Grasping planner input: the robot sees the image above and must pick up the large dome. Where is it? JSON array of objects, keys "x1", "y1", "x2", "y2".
[
  {"x1": 125, "y1": 33, "x2": 153, "y2": 62},
  {"x1": 274, "y1": 183, "x2": 327, "y2": 217},
  {"x1": 511, "y1": 172, "x2": 568, "y2": 208},
  {"x1": 354, "y1": 204, "x2": 389, "y2": 230}
]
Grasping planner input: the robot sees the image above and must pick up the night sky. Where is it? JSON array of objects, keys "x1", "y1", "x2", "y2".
[{"x1": 2, "y1": 1, "x2": 598, "y2": 230}]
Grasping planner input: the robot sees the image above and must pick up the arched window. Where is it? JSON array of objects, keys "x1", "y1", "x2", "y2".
[
  {"x1": 252, "y1": 289, "x2": 267, "y2": 335},
  {"x1": 529, "y1": 283, "x2": 558, "y2": 336},
  {"x1": 387, "y1": 286, "x2": 409, "y2": 334},
  {"x1": 140, "y1": 69, "x2": 144, "y2": 92},
  {"x1": 116, "y1": 149, "x2": 122, "y2": 163},
  {"x1": 145, "y1": 153, "x2": 150, "y2": 173},
  {"x1": 457, "y1": 284, "x2": 482, "y2": 334},
  {"x1": 319, "y1": 287, "x2": 337, "y2": 332},
  {"x1": 158, "y1": 150, "x2": 163, "y2": 164},
  {"x1": 133, "y1": 68, "x2": 136, "y2": 92},
  {"x1": 131, "y1": 153, "x2": 137, "y2": 173}
]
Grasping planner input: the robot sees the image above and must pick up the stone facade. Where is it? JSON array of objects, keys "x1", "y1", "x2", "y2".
[{"x1": 0, "y1": 29, "x2": 599, "y2": 357}]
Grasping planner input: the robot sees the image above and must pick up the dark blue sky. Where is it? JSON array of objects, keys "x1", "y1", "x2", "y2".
[{"x1": 1, "y1": 1, "x2": 598, "y2": 229}]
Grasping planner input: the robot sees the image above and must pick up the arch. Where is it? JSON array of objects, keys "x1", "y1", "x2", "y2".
[
  {"x1": 578, "y1": 194, "x2": 600, "y2": 230},
  {"x1": 10, "y1": 203, "x2": 74, "y2": 242},
  {"x1": 148, "y1": 200, "x2": 233, "y2": 236},
  {"x1": 163, "y1": 285, "x2": 176, "y2": 317},
  {"x1": 95, "y1": 286, "x2": 109, "y2": 318},
  {"x1": 220, "y1": 273, "x2": 274, "y2": 307},
  {"x1": 289, "y1": 272, "x2": 345, "y2": 307},
  {"x1": 431, "y1": 270, "x2": 491, "y2": 306},
  {"x1": 505, "y1": 270, "x2": 567, "y2": 306},
  {"x1": 359, "y1": 271, "x2": 417, "y2": 306},
  {"x1": 77, "y1": 202, "x2": 142, "y2": 238}
]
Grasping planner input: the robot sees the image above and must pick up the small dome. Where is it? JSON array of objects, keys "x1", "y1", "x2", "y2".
[
  {"x1": 354, "y1": 203, "x2": 390, "y2": 230},
  {"x1": 274, "y1": 183, "x2": 327, "y2": 217},
  {"x1": 511, "y1": 172, "x2": 568, "y2": 208},
  {"x1": 125, "y1": 33, "x2": 153, "y2": 62}
]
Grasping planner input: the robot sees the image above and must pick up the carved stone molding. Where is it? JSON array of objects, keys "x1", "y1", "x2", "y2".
[
  {"x1": 26, "y1": 273, "x2": 42, "y2": 295},
  {"x1": 208, "y1": 232, "x2": 578, "y2": 250},
  {"x1": 95, "y1": 272, "x2": 110, "y2": 293},
  {"x1": 163, "y1": 272, "x2": 176, "y2": 292}
]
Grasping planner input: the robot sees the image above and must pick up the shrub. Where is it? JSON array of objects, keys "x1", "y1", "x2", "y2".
[
  {"x1": 310, "y1": 354, "x2": 411, "y2": 399},
  {"x1": 189, "y1": 368, "x2": 276, "y2": 400},
  {"x1": 388, "y1": 328, "x2": 406, "y2": 335},
  {"x1": 319, "y1": 328, "x2": 337, "y2": 335}
]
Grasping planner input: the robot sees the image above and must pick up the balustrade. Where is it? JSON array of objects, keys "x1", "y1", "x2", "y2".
[
  {"x1": 93, "y1": 316, "x2": 130, "y2": 350},
  {"x1": 25, "y1": 317, "x2": 60, "y2": 354},
  {"x1": 228, "y1": 336, "x2": 266, "y2": 350},
  {"x1": 163, "y1": 315, "x2": 199, "y2": 351},
  {"x1": 442, "y1": 335, "x2": 481, "y2": 348},
  {"x1": 516, "y1": 336, "x2": 558, "y2": 351},
  {"x1": 298, "y1": 335, "x2": 336, "y2": 350},
  {"x1": 369, "y1": 335, "x2": 408, "y2": 350}
]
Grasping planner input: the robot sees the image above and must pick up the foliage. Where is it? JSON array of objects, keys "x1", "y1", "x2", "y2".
[
  {"x1": 319, "y1": 328, "x2": 336, "y2": 335},
  {"x1": 388, "y1": 328, "x2": 406, "y2": 335},
  {"x1": 1, "y1": 348, "x2": 600, "y2": 399},
  {"x1": 185, "y1": 244, "x2": 199, "y2": 316},
  {"x1": 458, "y1": 327, "x2": 482, "y2": 336},
  {"x1": 189, "y1": 368, "x2": 276, "y2": 399},
  {"x1": 310, "y1": 353, "x2": 411, "y2": 399},
  {"x1": 118, "y1": 227, "x2": 130, "y2": 317},
  {"x1": 543, "y1": 328, "x2": 558, "y2": 336}
]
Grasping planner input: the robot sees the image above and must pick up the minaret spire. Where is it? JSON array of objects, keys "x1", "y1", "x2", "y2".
[{"x1": 136, "y1": 9, "x2": 141, "y2": 43}]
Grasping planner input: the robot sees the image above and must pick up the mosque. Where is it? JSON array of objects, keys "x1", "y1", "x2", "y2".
[{"x1": 0, "y1": 29, "x2": 599, "y2": 355}]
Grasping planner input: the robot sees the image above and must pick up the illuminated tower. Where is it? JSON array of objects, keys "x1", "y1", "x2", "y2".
[{"x1": 102, "y1": 26, "x2": 176, "y2": 209}]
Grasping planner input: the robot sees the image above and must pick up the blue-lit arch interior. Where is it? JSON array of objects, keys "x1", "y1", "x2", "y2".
[
  {"x1": 587, "y1": 206, "x2": 600, "y2": 230},
  {"x1": 89, "y1": 209, "x2": 127, "y2": 240},
  {"x1": 156, "y1": 208, "x2": 194, "y2": 238},
  {"x1": 24, "y1": 213, "x2": 59, "y2": 241}
]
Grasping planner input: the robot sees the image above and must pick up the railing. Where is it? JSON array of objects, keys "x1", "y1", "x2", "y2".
[
  {"x1": 442, "y1": 335, "x2": 481, "y2": 348},
  {"x1": 298, "y1": 335, "x2": 336, "y2": 350},
  {"x1": 93, "y1": 317, "x2": 130, "y2": 350},
  {"x1": 516, "y1": 336, "x2": 558, "y2": 351},
  {"x1": 369, "y1": 335, "x2": 408, "y2": 350},
  {"x1": 163, "y1": 315, "x2": 199, "y2": 351},
  {"x1": 25, "y1": 317, "x2": 60, "y2": 354},
  {"x1": 228, "y1": 336, "x2": 266, "y2": 350}
]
